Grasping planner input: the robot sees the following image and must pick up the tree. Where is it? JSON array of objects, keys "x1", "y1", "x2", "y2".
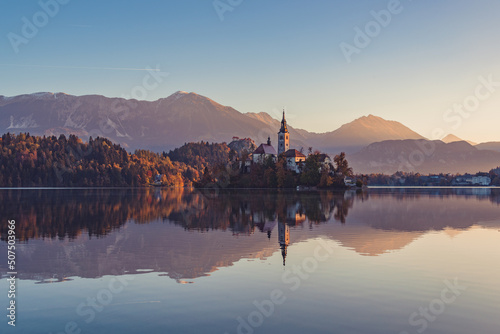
[
  {"x1": 319, "y1": 168, "x2": 333, "y2": 188},
  {"x1": 334, "y1": 152, "x2": 353, "y2": 178},
  {"x1": 276, "y1": 155, "x2": 286, "y2": 188},
  {"x1": 300, "y1": 153, "x2": 321, "y2": 186}
]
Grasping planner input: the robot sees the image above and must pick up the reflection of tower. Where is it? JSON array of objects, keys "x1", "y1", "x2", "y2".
[
  {"x1": 277, "y1": 110, "x2": 290, "y2": 155},
  {"x1": 278, "y1": 221, "x2": 290, "y2": 266}
]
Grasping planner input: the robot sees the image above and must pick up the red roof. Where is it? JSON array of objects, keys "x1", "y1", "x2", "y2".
[{"x1": 284, "y1": 149, "x2": 306, "y2": 158}]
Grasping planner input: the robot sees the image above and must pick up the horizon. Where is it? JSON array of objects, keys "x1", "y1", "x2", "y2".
[{"x1": 1, "y1": 1, "x2": 499, "y2": 143}]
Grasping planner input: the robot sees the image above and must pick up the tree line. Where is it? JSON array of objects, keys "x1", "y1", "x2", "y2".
[
  {"x1": 0, "y1": 133, "x2": 196, "y2": 187},
  {"x1": 0, "y1": 133, "x2": 355, "y2": 188}
]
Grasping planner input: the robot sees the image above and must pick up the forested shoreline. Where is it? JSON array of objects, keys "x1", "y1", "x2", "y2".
[
  {"x1": 0, "y1": 133, "x2": 354, "y2": 188},
  {"x1": 0, "y1": 133, "x2": 195, "y2": 187},
  {"x1": 4, "y1": 132, "x2": 497, "y2": 189}
]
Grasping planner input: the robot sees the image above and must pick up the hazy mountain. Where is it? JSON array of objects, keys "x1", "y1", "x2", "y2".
[
  {"x1": 0, "y1": 92, "x2": 426, "y2": 154},
  {"x1": 475, "y1": 141, "x2": 500, "y2": 152},
  {"x1": 348, "y1": 139, "x2": 500, "y2": 174},
  {"x1": 442, "y1": 133, "x2": 477, "y2": 145},
  {"x1": 315, "y1": 114, "x2": 426, "y2": 154}
]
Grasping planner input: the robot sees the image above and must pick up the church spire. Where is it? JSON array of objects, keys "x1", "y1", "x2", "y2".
[
  {"x1": 279, "y1": 109, "x2": 288, "y2": 134},
  {"x1": 277, "y1": 108, "x2": 290, "y2": 155}
]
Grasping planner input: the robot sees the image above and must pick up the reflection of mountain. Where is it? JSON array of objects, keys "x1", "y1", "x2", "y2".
[{"x1": 1, "y1": 188, "x2": 500, "y2": 282}]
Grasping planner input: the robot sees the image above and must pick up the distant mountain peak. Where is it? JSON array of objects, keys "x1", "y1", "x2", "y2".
[
  {"x1": 442, "y1": 134, "x2": 477, "y2": 145},
  {"x1": 442, "y1": 134, "x2": 463, "y2": 143},
  {"x1": 167, "y1": 91, "x2": 215, "y2": 102},
  {"x1": 169, "y1": 91, "x2": 191, "y2": 100}
]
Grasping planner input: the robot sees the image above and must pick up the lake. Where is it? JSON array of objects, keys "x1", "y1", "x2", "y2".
[{"x1": 0, "y1": 187, "x2": 499, "y2": 334}]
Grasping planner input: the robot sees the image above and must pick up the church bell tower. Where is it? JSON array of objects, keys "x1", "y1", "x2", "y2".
[{"x1": 278, "y1": 110, "x2": 289, "y2": 155}]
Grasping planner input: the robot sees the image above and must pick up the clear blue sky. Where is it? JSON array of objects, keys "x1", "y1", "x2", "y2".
[{"x1": 1, "y1": 0, "x2": 499, "y2": 142}]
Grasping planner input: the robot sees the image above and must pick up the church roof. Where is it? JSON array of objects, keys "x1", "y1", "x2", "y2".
[
  {"x1": 284, "y1": 149, "x2": 306, "y2": 158},
  {"x1": 253, "y1": 144, "x2": 277, "y2": 155},
  {"x1": 279, "y1": 110, "x2": 289, "y2": 134}
]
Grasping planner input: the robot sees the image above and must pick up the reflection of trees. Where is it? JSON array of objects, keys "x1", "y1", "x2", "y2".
[
  {"x1": 0, "y1": 189, "x2": 360, "y2": 241},
  {"x1": 4, "y1": 187, "x2": 496, "y2": 242},
  {"x1": 0, "y1": 188, "x2": 191, "y2": 241}
]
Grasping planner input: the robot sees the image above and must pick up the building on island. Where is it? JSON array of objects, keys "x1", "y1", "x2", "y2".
[
  {"x1": 317, "y1": 153, "x2": 332, "y2": 172},
  {"x1": 283, "y1": 149, "x2": 306, "y2": 173},
  {"x1": 250, "y1": 110, "x2": 331, "y2": 175},
  {"x1": 252, "y1": 137, "x2": 277, "y2": 163}
]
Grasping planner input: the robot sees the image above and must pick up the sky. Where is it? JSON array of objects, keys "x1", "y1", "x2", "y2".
[{"x1": 1, "y1": 0, "x2": 499, "y2": 143}]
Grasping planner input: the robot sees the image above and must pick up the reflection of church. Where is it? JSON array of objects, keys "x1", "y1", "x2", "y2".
[
  {"x1": 253, "y1": 207, "x2": 294, "y2": 266},
  {"x1": 254, "y1": 216, "x2": 289, "y2": 265},
  {"x1": 278, "y1": 221, "x2": 290, "y2": 266},
  {"x1": 251, "y1": 194, "x2": 336, "y2": 266}
]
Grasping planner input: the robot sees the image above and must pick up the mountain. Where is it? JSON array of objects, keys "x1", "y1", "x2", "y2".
[
  {"x1": 0, "y1": 91, "x2": 281, "y2": 151},
  {"x1": 475, "y1": 141, "x2": 500, "y2": 152},
  {"x1": 442, "y1": 133, "x2": 477, "y2": 145},
  {"x1": 348, "y1": 139, "x2": 500, "y2": 174},
  {"x1": 0, "y1": 92, "x2": 427, "y2": 153},
  {"x1": 314, "y1": 114, "x2": 426, "y2": 154}
]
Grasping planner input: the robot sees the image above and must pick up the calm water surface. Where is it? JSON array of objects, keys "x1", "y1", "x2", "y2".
[{"x1": 0, "y1": 188, "x2": 499, "y2": 334}]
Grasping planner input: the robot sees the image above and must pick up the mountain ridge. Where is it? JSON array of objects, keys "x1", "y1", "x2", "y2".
[
  {"x1": 348, "y1": 139, "x2": 500, "y2": 174},
  {"x1": 0, "y1": 91, "x2": 426, "y2": 153}
]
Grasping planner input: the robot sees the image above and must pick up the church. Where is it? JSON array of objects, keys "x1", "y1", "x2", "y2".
[{"x1": 252, "y1": 111, "x2": 306, "y2": 173}]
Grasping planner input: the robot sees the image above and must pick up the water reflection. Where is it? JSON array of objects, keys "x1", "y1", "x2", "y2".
[
  {"x1": 0, "y1": 188, "x2": 358, "y2": 241},
  {"x1": 278, "y1": 221, "x2": 290, "y2": 266},
  {"x1": 0, "y1": 187, "x2": 499, "y2": 282}
]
